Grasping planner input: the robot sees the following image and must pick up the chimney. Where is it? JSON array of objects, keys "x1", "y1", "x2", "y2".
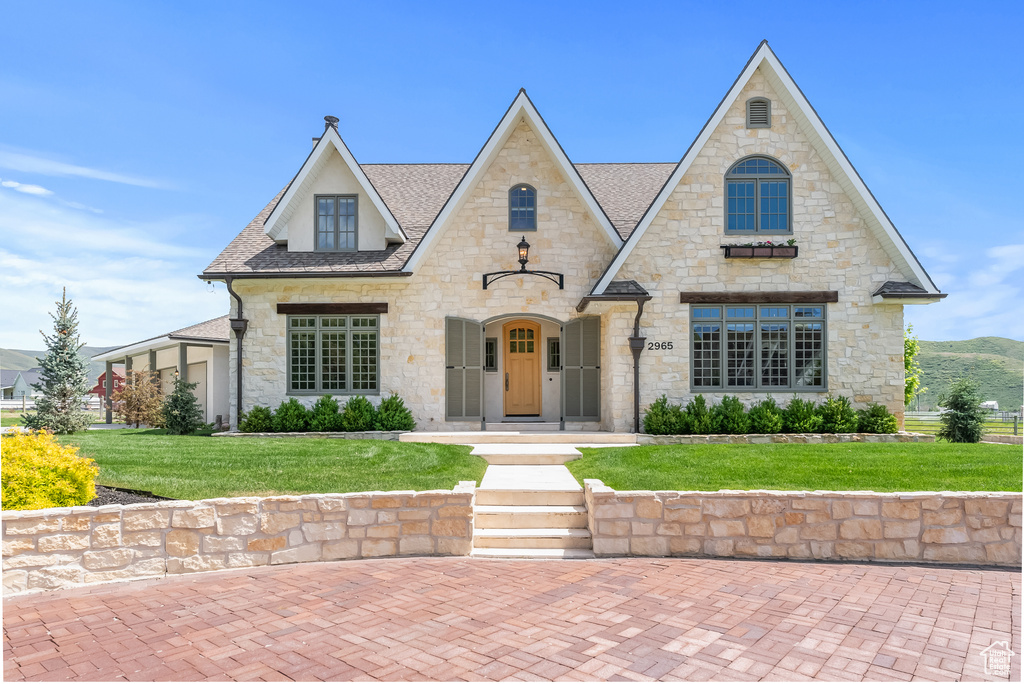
[{"x1": 312, "y1": 137, "x2": 320, "y2": 149}]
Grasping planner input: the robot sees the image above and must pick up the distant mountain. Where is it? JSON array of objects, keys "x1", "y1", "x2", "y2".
[
  {"x1": 913, "y1": 337, "x2": 1024, "y2": 412},
  {"x1": 1, "y1": 346, "x2": 120, "y2": 385}
]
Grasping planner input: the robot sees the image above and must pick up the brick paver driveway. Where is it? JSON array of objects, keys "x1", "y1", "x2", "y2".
[{"x1": 3, "y1": 557, "x2": 1020, "y2": 681}]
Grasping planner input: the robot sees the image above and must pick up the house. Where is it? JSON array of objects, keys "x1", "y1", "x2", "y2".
[
  {"x1": 92, "y1": 317, "x2": 231, "y2": 426},
  {"x1": 201, "y1": 42, "x2": 944, "y2": 433},
  {"x1": 88, "y1": 370, "x2": 125, "y2": 400},
  {"x1": 1, "y1": 369, "x2": 42, "y2": 401}
]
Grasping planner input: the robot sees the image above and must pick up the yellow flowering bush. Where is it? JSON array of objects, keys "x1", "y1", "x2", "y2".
[{"x1": 1, "y1": 431, "x2": 98, "y2": 510}]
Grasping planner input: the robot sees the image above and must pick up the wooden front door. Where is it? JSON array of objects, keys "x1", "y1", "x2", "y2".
[{"x1": 503, "y1": 320, "x2": 541, "y2": 416}]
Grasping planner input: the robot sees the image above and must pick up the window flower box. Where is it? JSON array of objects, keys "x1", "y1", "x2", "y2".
[{"x1": 721, "y1": 244, "x2": 798, "y2": 259}]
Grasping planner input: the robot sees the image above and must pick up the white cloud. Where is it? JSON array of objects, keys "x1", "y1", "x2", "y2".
[
  {"x1": 0, "y1": 191, "x2": 226, "y2": 349},
  {"x1": 0, "y1": 149, "x2": 166, "y2": 189},
  {"x1": 0, "y1": 178, "x2": 53, "y2": 196}
]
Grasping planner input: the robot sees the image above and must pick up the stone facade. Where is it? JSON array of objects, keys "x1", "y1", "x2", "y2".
[
  {"x1": 611, "y1": 69, "x2": 907, "y2": 432},
  {"x1": 585, "y1": 480, "x2": 1022, "y2": 567},
  {"x1": 2, "y1": 484, "x2": 475, "y2": 595},
  {"x1": 224, "y1": 65, "x2": 928, "y2": 432}
]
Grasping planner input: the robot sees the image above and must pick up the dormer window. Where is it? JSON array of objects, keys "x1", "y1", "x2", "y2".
[
  {"x1": 316, "y1": 195, "x2": 357, "y2": 251},
  {"x1": 509, "y1": 185, "x2": 536, "y2": 231},
  {"x1": 746, "y1": 97, "x2": 771, "y2": 128}
]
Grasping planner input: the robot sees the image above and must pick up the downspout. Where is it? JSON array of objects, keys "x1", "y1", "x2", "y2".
[
  {"x1": 224, "y1": 276, "x2": 248, "y2": 429},
  {"x1": 627, "y1": 299, "x2": 648, "y2": 434}
]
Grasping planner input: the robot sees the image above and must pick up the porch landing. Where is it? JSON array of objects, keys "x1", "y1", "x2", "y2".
[{"x1": 399, "y1": 431, "x2": 636, "y2": 445}]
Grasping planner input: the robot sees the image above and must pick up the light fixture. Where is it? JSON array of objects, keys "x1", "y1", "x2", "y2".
[
  {"x1": 483, "y1": 236, "x2": 564, "y2": 290},
  {"x1": 207, "y1": 280, "x2": 215, "y2": 293}
]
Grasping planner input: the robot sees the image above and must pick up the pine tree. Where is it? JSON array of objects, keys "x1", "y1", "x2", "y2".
[
  {"x1": 21, "y1": 289, "x2": 93, "y2": 434},
  {"x1": 162, "y1": 378, "x2": 205, "y2": 435}
]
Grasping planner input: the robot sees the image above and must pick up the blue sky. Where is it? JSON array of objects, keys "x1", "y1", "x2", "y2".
[{"x1": 2, "y1": 1, "x2": 1022, "y2": 349}]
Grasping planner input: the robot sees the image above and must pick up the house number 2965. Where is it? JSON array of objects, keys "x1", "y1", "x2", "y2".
[{"x1": 648, "y1": 341, "x2": 674, "y2": 350}]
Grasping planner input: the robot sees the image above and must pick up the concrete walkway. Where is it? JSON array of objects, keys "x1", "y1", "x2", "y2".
[{"x1": 3, "y1": 557, "x2": 1019, "y2": 681}]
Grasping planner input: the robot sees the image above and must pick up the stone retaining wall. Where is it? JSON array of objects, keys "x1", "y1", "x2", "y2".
[
  {"x1": 636, "y1": 432, "x2": 935, "y2": 445},
  {"x1": 585, "y1": 480, "x2": 1022, "y2": 567},
  {"x1": 212, "y1": 430, "x2": 405, "y2": 441},
  {"x1": 982, "y1": 434, "x2": 1023, "y2": 446},
  {"x1": 2, "y1": 483, "x2": 476, "y2": 595}
]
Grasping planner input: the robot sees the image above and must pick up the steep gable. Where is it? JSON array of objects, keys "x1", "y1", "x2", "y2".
[
  {"x1": 593, "y1": 41, "x2": 942, "y2": 297},
  {"x1": 403, "y1": 90, "x2": 621, "y2": 271},
  {"x1": 263, "y1": 122, "x2": 406, "y2": 249}
]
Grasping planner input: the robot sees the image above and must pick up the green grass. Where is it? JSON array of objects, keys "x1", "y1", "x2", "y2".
[
  {"x1": 1, "y1": 410, "x2": 25, "y2": 427},
  {"x1": 58, "y1": 429, "x2": 487, "y2": 500},
  {"x1": 566, "y1": 442, "x2": 1022, "y2": 493}
]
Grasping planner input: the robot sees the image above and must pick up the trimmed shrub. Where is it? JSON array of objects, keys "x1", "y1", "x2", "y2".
[
  {"x1": 782, "y1": 397, "x2": 823, "y2": 433},
  {"x1": 818, "y1": 394, "x2": 858, "y2": 433},
  {"x1": 341, "y1": 395, "x2": 376, "y2": 432},
  {"x1": 272, "y1": 398, "x2": 310, "y2": 432},
  {"x1": 683, "y1": 395, "x2": 716, "y2": 434},
  {"x1": 239, "y1": 405, "x2": 273, "y2": 432},
  {"x1": 710, "y1": 396, "x2": 750, "y2": 434},
  {"x1": 162, "y1": 379, "x2": 205, "y2": 435},
  {"x1": 748, "y1": 396, "x2": 784, "y2": 433},
  {"x1": 643, "y1": 395, "x2": 688, "y2": 435},
  {"x1": 2, "y1": 431, "x2": 98, "y2": 510},
  {"x1": 857, "y1": 403, "x2": 899, "y2": 434},
  {"x1": 937, "y1": 378, "x2": 986, "y2": 443},
  {"x1": 374, "y1": 394, "x2": 416, "y2": 431},
  {"x1": 309, "y1": 395, "x2": 344, "y2": 432}
]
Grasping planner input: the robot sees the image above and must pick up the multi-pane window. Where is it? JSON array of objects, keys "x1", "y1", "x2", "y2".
[
  {"x1": 547, "y1": 338, "x2": 561, "y2": 372},
  {"x1": 316, "y1": 195, "x2": 357, "y2": 251},
  {"x1": 484, "y1": 338, "x2": 498, "y2": 372},
  {"x1": 508, "y1": 326, "x2": 534, "y2": 353},
  {"x1": 690, "y1": 305, "x2": 825, "y2": 390},
  {"x1": 288, "y1": 315, "x2": 378, "y2": 393},
  {"x1": 725, "y1": 157, "x2": 790, "y2": 233},
  {"x1": 509, "y1": 185, "x2": 536, "y2": 231}
]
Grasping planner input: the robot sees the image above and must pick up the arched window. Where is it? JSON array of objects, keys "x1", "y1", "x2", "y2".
[
  {"x1": 725, "y1": 156, "x2": 791, "y2": 234},
  {"x1": 509, "y1": 184, "x2": 536, "y2": 231}
]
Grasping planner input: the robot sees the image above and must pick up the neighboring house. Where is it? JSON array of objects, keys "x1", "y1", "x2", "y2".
[
  {"x1": 92, "y1": 317, "x2": 230, "y2": 425},
  {"x1": 1, "y1": 369, "x2": 42, "y2": 400},
  {"x1": 88, "y1": 370, "x2": 125, "y2": 400},
  {"x1": 201, "y1": 42, "x2": 944, "y2": 432},
  {"x1": 979, "y1": 401, "x2": 999, "y2": 411}
]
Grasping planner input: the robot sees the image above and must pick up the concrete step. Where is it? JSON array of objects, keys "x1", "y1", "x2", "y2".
[
  {"x1": 474, "y1": 528, "x2": 592, "y2": 549},
  {"x1": 486, "y1": 422, "x2": 562, "y2": 432},
  {"x1": 476, "y1": 489, "x2": 584, "y2": 506},
  {"x1": 472, "y1": 444, "x2": 582, "y2": 465},
  {"x1": 470, "y1": 547, "x2": 595, "y2": 559},
  {"x1": 400, "y1": 431, "x2": 637, "y2": 445},
  {"x1": 474, "y1": 505, "x2": 588, "y2": 529}
]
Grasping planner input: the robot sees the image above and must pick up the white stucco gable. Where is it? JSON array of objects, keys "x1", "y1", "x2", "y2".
[
  {"x1": 403, "y1": 90, "x2": 621, "y2": 271},
  {"x1": 263, "y1": 121, "x2": 406, "y2": 250},
  {"x1": 592, "y1": 41, "x2": 942, "y2": 298}
]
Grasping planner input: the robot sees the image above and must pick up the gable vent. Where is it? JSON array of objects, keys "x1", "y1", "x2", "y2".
[{"x1": 746, "y1": 98, "x2": 771, "y2": 128}]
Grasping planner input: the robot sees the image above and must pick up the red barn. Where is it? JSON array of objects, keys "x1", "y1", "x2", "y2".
[{"x1": 89, "y1": 370, "x2": 125, "y2": 399}]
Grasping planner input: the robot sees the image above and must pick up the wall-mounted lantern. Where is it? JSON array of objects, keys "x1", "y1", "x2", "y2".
[{"x1": 483, "y1": 236, "x2": 564, "y2": 290}]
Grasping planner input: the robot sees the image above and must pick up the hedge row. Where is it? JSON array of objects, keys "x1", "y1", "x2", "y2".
[
  {"x1": 238, "y1": 394, "x2": 416, "y2": 433},
  {"x1": 643, "y1": 394, "x2": 898, "y2": 436}
]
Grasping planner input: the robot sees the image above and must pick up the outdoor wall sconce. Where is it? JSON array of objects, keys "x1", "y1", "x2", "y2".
[{"x1": 483, "y1": 236, "x2": 564, "y2": 289}]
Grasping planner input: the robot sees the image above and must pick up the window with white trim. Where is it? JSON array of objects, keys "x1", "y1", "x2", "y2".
[
  {"x1": 288, "y1": 315, "x2": 378, "y2": 393},
  {"x1": 690, "y1": 305, "x2": 825, "y2": 390}
]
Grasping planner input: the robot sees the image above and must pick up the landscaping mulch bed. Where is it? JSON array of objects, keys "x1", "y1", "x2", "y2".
[{"x1": 88, "y1": 485, "x2": 175, "y2": 507}]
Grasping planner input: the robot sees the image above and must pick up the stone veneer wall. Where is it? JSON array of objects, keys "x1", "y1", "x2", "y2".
[
  {"x1": 2, "y1": 484, "x2": 475, "y2": 595},
  {"x1": 585, "y1": 480, "x2": 1022, "y2": 567}
]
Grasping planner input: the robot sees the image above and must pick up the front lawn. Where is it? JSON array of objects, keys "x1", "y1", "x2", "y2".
[
  {"x1": 567, "y1": 442, "x2": 1022, "y2": 493},
  {"x1": 59, "y1": 430, "x2": 487, "y2": 501}
]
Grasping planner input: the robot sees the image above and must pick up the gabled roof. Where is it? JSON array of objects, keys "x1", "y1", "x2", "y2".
[
  {"x1": 1, "y1": 369, "x2": 41, "y2": 389},
  {"x1": 591, "y1": 40, "x2": 943, "y2": 297},
  {"x1": 201, "y1": 163, "x2": 672, "y2": 277},
  {"x1": 402, "y1": 89, "x2": 623, "y2": 271},
  {"x1": 93, "y1": 316, "x2": 231, "y2": 362},
  {"x1": 262, "y1": 122, "x2": 407, "y2": 245}
]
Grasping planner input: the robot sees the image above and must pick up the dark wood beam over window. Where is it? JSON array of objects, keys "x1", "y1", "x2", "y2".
[
  {"x1": 679, "y1": 291, "x2": 838, "y2": 304},
  {"x1": 277, "y1": 302, "x2": 388, "y2": 315}
]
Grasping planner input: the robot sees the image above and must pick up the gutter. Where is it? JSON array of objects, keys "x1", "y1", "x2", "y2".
[{"x1": 223, "y1": 276, "x2": 247, "y2": 429}]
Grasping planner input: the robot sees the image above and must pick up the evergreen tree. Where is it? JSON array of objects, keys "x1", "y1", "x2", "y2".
[
  {"x1": 162, "y1": 378, "x2": 205, "y2": 435},
  {"x1": 21, "y1": 289, "x2": 93, "y2": 434}
]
